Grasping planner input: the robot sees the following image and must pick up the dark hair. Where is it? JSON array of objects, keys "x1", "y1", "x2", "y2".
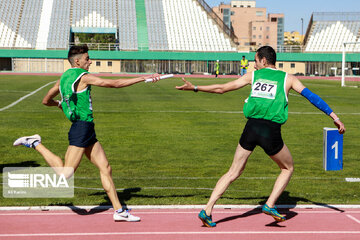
[
  {"x1": 256, "y1": 46, "x2": 276, "y2": 65},
  {"x1": 68, "y1": 45, "x2": 89, "y2": 65}
]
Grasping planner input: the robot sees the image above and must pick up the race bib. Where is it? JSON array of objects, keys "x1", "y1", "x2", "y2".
[{"x1": 251, "y1": 79, "x2": 278, "y2": 99}]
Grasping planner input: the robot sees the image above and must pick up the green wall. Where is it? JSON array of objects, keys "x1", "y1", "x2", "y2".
[{"x1": 0, "y1": 49, "x2": 358, "y2": 62}]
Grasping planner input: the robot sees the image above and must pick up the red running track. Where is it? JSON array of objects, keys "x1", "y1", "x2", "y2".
[{"x1": 0, "y1": 207, "x2": 360, "y2": 240}]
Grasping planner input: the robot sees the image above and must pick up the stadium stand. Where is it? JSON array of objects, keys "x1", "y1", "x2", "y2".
[
  {"x1": 304, "y1": 12, "x2": 360, "y2": 52},
  {"x1": 118, "y1": 0, "x2": 138, "y2": 51},
  {"x1": 0, "y1": 0, "x2": 23, "y2": 48},
  {"x1": 0, "y1": 0, "x2": 236, "y2": 52},
  {"x1": 36, "y1": 0, "x2": 55, "y2": 50},
  {"x1": 72, "y1": 0, "x2": 117, "y2": 28},
  {"x1": 162, "y1": 0, "x2": 235, "y2": 52},
  {"x1": 15, "y1": 0, "x2": 43, "y2": 48},
  {"x1": 47, "y1": 0, "x2": 72, "y2": 49},
  {"x1": 145, "y1": 0, "x2": 169, "y2": 51}
]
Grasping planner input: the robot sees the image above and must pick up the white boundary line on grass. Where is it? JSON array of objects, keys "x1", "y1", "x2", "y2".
[
  {"x1": 91, "y1": 110, "x2": 360, "y2": 115},
  {"x1": 75, "y1": 176, "x2": 348, "y2": 180},
  {"x1": 0, "y1": 81, "x2": 56, "y2": 112},
  {"x1": 72, "y1": 186, "x2": 259, "y2": 192},
  {"x1": 3, "y1": 109, "x2": 360, "y2": 115}
]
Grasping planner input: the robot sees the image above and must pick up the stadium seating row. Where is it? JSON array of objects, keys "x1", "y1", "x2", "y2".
[
  {"x1": 162, "y1": 0, "x2": 235, "y2": 51},
  {"x1": 306, "y1": 21, "x2": 360, "y2": 52},
  {"x1": 15, "y1": 0, "x2": 43, "y2": 48},
  {"x1": 0, "y1": 0, "x2": 235, "y2": 52},
  {"x1": 73, "y1": 0, "x2": 117, "y2": 28},
  {"x1": 0, "y1": 0, "x2": 23, "y2": 48},
  {"x1": 47, "y1": 0, "x2": 71, "y2": 49},
  {"x1": 118, "y1": 0, "x2": 138, "y2": 50}
]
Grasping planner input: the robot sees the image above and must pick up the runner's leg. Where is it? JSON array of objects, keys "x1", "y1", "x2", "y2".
[
  {"x1": 85, "y1": 141, "x2": 122, "y2": 211},
  {"x1": 204, "y1": 144, "x2": 252, "y2": 216},
  {"x1": 266, "y1": 144, "x2": 294, "y2": 207},
  {"x1": 35, "y1": 144, "x2": 84, "y2": 178}
]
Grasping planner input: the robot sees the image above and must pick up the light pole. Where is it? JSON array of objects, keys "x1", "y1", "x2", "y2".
[{"x1": 301, "y1": 18, "x2": 304, "y2": 45}]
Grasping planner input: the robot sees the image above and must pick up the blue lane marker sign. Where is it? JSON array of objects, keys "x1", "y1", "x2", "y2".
[{"x1": 323, "y1": 128, "x2": 343, "y2": 171}]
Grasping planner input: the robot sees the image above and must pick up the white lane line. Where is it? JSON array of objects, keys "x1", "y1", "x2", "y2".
[
  {"x1": 0, "y1": 81, "x2": 56, "y2": 112},
  {"x1": 347, "y1": 214, "x2": 360, "y2": 224},
  {"x1": 1, "y1": 231, "x2": 360, "y2": 237},
  {"x1": 1, "y1": 210, "x2": 360, "y2": 216}
]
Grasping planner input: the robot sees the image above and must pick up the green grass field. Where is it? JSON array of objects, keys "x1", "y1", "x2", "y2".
[{"x1": 0, "y1": 74, "x2": 359, "y2": 207}]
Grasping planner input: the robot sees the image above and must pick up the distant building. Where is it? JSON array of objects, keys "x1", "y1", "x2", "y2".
[
  {"x1": 212, "y1": 0, "x2": 284, "y2": 51},
  {"x1": 284, "y1": 31, "x2": 304, "y2": 44},
  {"x1": 230, "y1": 0, "x2": 256, "y2": 8}
]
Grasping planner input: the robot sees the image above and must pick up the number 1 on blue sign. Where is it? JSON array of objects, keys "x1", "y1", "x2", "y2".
[{"x1": 331, "y1": 141, "x2": 338, "y2": 159}]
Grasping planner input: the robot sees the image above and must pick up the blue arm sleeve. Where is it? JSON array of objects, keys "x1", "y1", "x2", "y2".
[{"x1": 301, "y1": 88, "x2": 333, "y2": 115}]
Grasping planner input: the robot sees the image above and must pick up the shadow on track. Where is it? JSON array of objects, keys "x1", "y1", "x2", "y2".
[{"x1": 215, "y1": 191, "x2": 344, "y2": 227}]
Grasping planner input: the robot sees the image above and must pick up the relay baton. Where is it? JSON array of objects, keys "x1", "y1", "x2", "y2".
[{"x1": 145, "y1": 74, "x2": 174, "y2": 83}]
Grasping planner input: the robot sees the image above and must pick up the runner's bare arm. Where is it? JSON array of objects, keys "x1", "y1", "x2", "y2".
[
  {"x1": 80, "y1": 74, "x2": 160, "y2": 89},
  {"x1": 42, "y1": 80, "x2": 61, "y2": 108},
  {"x1": 175, "y1": 73, "x2": 252, "y2": 94}
]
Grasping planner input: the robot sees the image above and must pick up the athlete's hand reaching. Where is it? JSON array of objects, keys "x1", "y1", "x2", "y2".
[{"x1": 175, "y1": 78, "x2": 195, "y2": 91}]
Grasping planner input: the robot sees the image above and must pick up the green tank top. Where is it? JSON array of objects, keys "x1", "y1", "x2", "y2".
[
  {"x1": 243, "y1": 68, "x2": 288, "y2": 124},
  {"x1": 59, "y1": 68, "x2": 93, "y2": 122}
]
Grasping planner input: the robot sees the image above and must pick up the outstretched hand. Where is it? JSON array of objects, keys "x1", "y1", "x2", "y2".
[
  {"x1": 175, "y1": 78, "x2": 194, "y2": 91},
  {"x1": 146, "y1": 73, "x2": 161, "y2": 83},
  {"x1": 334, "y1": 119, "x2": 346, "y2": 134}
]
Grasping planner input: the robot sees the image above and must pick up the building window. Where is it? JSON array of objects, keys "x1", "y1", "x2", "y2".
[
  {"x1": 108, "y1": 61, "x2": 112, "y2": 67},
  {"x1": 240, "y1": 5, "x2": 244, "y2": 7},
  {"x1": 253, "y1": 27, "x2": 256, "y2": 30},
  {"x1": 279, "y1": 63, "x2": 284, "y2": 68},
  {"x1": 266, "y1": 36, "x2": 269, "y2": 39},
  {"x1": 96, "y1": 61, "x2": 101, "y2": 67},
  {"x1": 259, "y1": 35, "x2": 262, "y2": 39},
  {"x1": 256, "y1": 11, "x2": 263, "y2": 16},
  {"x1": 291, "y1": 63, "x2": 296, "y2": 68},
  {"x1": 253, "y1": 35, "x2": 256, "y2": 39},
  {"x1": 266, "y1": 27, "x2": 270, "y2": 31}
]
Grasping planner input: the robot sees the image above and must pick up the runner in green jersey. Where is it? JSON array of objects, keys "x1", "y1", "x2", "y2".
[
  {"x1": 59, "y1": 67, "x2": 93, "y2": 123},
  {"x1": 176, "y1": 46, "x2": 345, "y2": 227},
  {"x1": 13, "y1": 45, "x2": 160, "y2": 222}
]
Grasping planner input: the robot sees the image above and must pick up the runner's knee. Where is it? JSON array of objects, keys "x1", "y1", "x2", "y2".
[
  {"x1": 282, "y1": 164, "x2": 294, "y2": 174},
  {"x1": 61, "y1": 168, "x2": 74, "y2": 179},
  {"x1": 99, "y1": 163, "x2": 112, "y2": 176}
]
